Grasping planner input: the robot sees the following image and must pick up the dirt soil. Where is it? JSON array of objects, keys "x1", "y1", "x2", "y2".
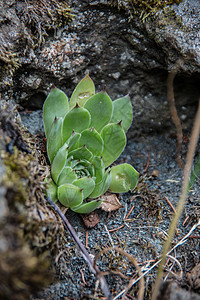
[{"x1": 30, "y1": 131, "x2": 200, "y2": 300}]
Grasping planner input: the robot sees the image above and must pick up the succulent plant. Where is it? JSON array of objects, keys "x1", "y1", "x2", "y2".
[{"x1": 43, "y1": 75, "x2": 139, "y2": 213}]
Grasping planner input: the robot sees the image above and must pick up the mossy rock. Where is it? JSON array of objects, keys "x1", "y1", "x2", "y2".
[
  {"x1": 0, "y1": 100, "x2": 67, "y2": 299},
  {"x1": 0, "y1": 0, "x2": 73, "y2": 90}
]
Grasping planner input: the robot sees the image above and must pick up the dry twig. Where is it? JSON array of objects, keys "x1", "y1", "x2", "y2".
[
  {"x1": 164, "y1": 254, "x2": 183, "y2": 281},
  {"x1": 125, "y1": 205, "x2": 135, "y2": 220},
  {"x1": 108, "y1": 225, "x2": 125, "y2": 232},
  {"x1": 167, "y1": 59, "x2": 184, "y2": 168},
  {"x1": 164, "y1": 196, "x2": 177, "y2": 214}
]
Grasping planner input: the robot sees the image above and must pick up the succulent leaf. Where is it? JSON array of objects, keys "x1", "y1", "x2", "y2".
[
  {"x1": 84, "y1": 92, "x2": 113, "y2": 132},
  {"x1": 89, "y1": 169, "x2": 111, "y2": 198},
  {"x1": 111, "y1": 95, "x2": 133, "y2": 132},
  {"x1": 47, "y1": 117, "x2": 63, "y2": 164},
  {"x1": 58, "y1": 184, "x2": 83, "y2": 207},
  {"x1": 57, "y1": 167, "x2": 77, "y2": 186},
  {"x1": 71, "y1": 199, "x2": 103, "y2": 214},
  {"x1": 69, "y1": 146, "x2": 93, "y2": 161},
  {"x1": 92, "y1": 156, "x2": 105, "y2": 184},
  {"x1": 73, "y1": 159, "x2": 95, "y2": 179},
  {"x1": 69, "y1": 74, "x2": 95, "y2": 109},
  {"x1": 78, "y1": 127, "x2": 104, "y2": 156},
  {"x1": 51, "y1": 143, "x2": 68, "y2": 184},
  {"x1": 43, "y1": 87, "x2": 68, "y2": 137},
  {"x1": 43, "y1": 76, "x2": 139, "y2": 213},
  {"x1": 109, "y1": 163, "x2": 139, "y2": 193},
  {"x1": 67, "y1": 132, "x2": 81, "y2": 152},
  {"x1": 101, "y1": 123, "x2": 126, "y2": 168},
  {"x1": 63, "y1": 105, "x2": 91, "y2": 143},
  {"x1": 73, "y1": 177, "x2": 95, "y2": 199}
]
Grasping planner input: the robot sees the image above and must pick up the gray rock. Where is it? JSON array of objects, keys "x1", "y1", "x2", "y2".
[{"x1": 20, "y1": 110, "x2": 44, "y2": 135}]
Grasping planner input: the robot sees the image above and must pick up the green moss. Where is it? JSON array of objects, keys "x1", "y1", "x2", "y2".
[
  {"x1": 0, "y1": 102, "x2": 71, "y2": 298},
  {"x1": 0, "y1": 47, "x2": 20, "y2": 87},
  {"x1": 109, "y1": 0, "x2": 183, "y2": 21},
  {"x1": 0, "y1": 147, "x2": 53, "y2": 298},
  {"x1": 154, "y1": 6, "x2": 184, "y2": 29},
  {"x1": 3, "y1": 147, "x2": 31, "y2": 206},
  {"x1": 0, "y1": 1, "x2": 74, "y2": 88},
  {"x1": 17, "y1": 0, "x2": 74, "y2": 45}
]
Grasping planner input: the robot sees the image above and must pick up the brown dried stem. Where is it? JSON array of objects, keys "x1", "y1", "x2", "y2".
[{"x1": 167, "y1": 60, "x2": 184, "y2": 168}]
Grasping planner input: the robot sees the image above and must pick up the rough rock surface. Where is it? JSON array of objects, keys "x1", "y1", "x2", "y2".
[{"x1": 1, "y1": 0, "x2": 200, "y2": 134}]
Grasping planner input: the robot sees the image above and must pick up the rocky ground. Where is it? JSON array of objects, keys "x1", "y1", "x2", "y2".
[{"x1": 29, "y1": 129, "x2": 200, "y2": 299}]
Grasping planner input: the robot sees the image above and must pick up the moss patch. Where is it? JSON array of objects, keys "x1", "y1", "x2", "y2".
[
  {"x1": 109, "y1": 0, "x2": 183, "y2": 21},
  {"x1": 16, "y1": 0, "x2": 74, "y2": 45},
  {"x1": 0, "y1": 47, "x2": 20, "y2": 87},
  {"x1": 0, "y1": 0, "x2": 74, "y2": 89},
  {"x1": 0, "y1": 100, "x2": 67, "y2": 299}
]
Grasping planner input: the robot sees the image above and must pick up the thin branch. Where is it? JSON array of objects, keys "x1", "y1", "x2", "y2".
[{"x1": 46, "y1": 197, "x2": 113, "y2": 300}]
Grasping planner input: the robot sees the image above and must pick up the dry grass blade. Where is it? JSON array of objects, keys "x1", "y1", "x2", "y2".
[
  {"x1": 152, "y1": 99, "x2": 200, "y2": 300},
  {"x1": 164, "y1": 254, "x2": 183, "y2": 280},
  {"x1": 114, "y1": 219, "x2": 200, "y2": 298}
]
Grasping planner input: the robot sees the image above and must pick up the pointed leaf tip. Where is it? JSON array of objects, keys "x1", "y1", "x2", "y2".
[
  {"x1": 50, "y1": 83, "x2": 56, "y2": 89},
  {"x1": 117, "y1": 120, "x2": 122, "y2": 126}
]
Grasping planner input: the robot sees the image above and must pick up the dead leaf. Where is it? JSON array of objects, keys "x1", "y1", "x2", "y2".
[
  {"x1": 80, "y1": 211, "x2": 100, "y2": 228},
  {"x1": 99, "y1": 193, "x2": 123, "y2": 212}
]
